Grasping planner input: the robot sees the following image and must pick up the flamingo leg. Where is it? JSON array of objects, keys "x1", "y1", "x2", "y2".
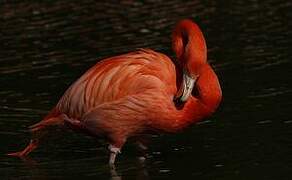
[
  {"x1": 135, "y1": 140, "x2": 149, "y2": 165},
  {"x1": 136, "y1": 141, "x2": 148, "y2": 151},
  {"x1": 107, "y1": 136, "x2": 127, "y2": 167},
  {"x1": 7, "y1": 116, "x2": 64, "y2": 157},
  {"x1": 7, "y1": 139, "x2": 39, "y2": 157},
  {"x1": 134, "y1": 136, "x2": 150, "y2": 159},
  {"x1": 108, "y1": 144, "x2": 121, "y2": 166}
]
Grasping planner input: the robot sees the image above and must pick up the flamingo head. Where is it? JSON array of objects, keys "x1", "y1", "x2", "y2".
[{"x1": 172, "y1": 19, "x2": 207, "y2": 103}]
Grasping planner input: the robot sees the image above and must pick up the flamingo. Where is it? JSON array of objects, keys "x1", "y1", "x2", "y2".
[{"x1": 8, "y1": 19, "x2": 222, "y2": 165}]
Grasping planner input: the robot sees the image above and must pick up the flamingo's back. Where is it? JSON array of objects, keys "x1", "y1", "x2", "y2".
[{"x1": 56, "y1": 49, "x2": 177, "y2": 120}]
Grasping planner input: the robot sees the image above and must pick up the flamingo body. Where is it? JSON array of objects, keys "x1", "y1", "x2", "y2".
[
  {"x1": 59, "y1": 49, "x2": 178, "y2": 142},
  {"x1": 8, "y1": 19, "x2": 222, "y2": 165}
]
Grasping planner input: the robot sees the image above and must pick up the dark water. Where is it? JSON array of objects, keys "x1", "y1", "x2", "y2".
[{"x1": 1, "y1": 0, "x2": 291, "y2": 179}]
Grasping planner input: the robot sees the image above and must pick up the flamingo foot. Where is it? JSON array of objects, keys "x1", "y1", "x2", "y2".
[
  {"x1": 7, "y1": 140, "x2": 38, "y2": 158},
  {"x1": 7, "y1": 151, "x2": 25, "y2": 157}
]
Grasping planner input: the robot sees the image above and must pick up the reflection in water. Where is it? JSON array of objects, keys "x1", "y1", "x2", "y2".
[
  {"x1": 110, "y1": 157, "x2": 150, "y2": 180},
  {"x1": 110, "y1": 167, "x2": 122, "y2": 180},
  {"x1": 110, "y1": 159, "x2": 149, "y2": 180},
  {"x1": 13, "y1": 156, "x2": 151, "y2": 180},
  {"x1": 1, "y1": 0, "x2": 291, "y2": 179}
]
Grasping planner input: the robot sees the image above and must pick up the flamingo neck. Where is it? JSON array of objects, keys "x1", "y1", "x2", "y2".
[{"x1": 175, "y1": 64, "x2": 222, "y2": 129}]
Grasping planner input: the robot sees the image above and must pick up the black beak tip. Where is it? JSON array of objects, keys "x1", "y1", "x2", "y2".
[{"x1": 173, "y1": 96, "x2": 185, "y2": 109}]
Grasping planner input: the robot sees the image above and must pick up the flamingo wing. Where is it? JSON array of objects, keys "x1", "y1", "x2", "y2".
[{"x1": 56, "y1": 49, "x2": 177, "y2": 121}]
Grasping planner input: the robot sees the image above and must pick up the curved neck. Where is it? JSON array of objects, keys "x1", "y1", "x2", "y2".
[
  {"x1": 148, "y1": 63, "x2": 222, "y2": 132},
  {"x1": 169, "y1": 20, "x2": 221, "y2": 130},
  {"x1": 172, "y1": 19, "x2": 207, "y2": 73},
  {"x1": 195, "y1": 64, "x2": 222, "y2": 112},
  {"x1": 175, "y1": 64, "x2": 222, "y2": 129}
]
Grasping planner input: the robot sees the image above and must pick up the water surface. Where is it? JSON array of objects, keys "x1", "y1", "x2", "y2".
[{"x1": 1, "y1": 0, "x2": 291, "y2": 179}]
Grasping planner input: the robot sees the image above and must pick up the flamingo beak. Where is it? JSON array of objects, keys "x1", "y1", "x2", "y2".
[{"x1": 174, "y1": 71, "x2": 197, "y2": 103}]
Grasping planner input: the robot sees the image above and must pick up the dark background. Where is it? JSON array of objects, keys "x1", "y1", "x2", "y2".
[{"x1": 0, "y1": 0, "x2": 291, "y2": 179}]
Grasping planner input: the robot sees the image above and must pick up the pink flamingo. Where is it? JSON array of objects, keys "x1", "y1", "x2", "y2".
[{"x1": 8, "y1": 19, "x2": 222, "y2": 165}]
